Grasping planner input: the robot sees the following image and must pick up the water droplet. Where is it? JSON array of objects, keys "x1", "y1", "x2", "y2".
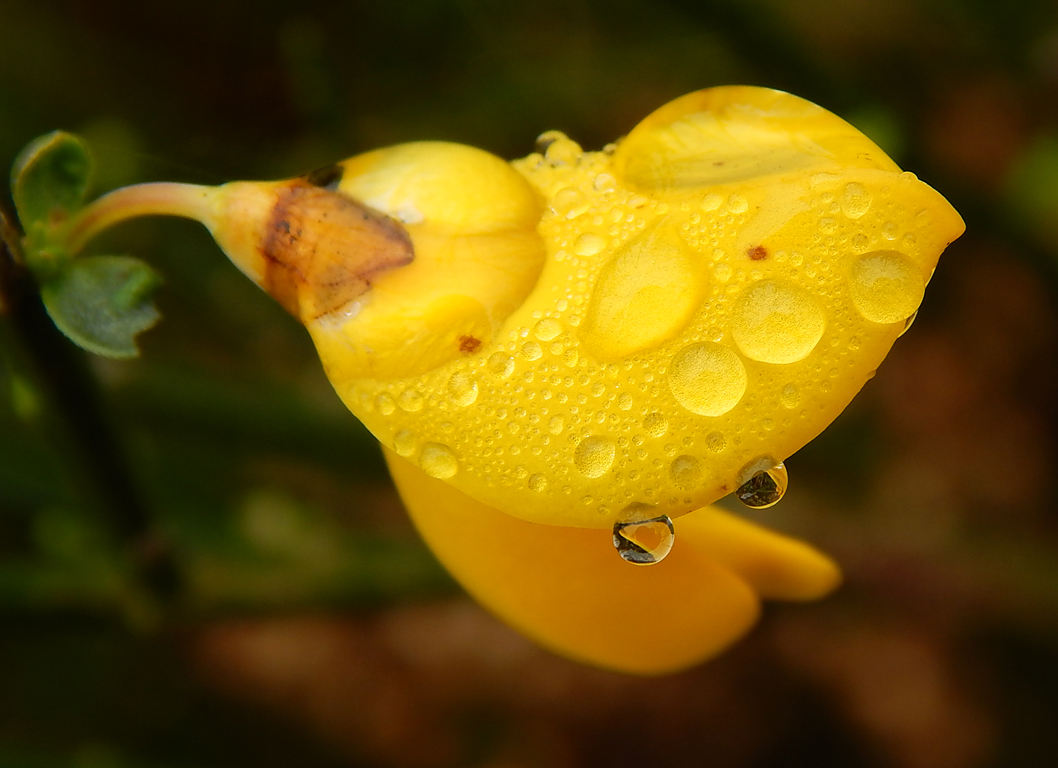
[
  {"x1": 574, "y1": 435, "x2": 616, "y2": 478},
  {"x1": 398, "y1": 390, "x2": 424, "y2": 412},
  {"x1": 521, "y1": 341, "x2": 543, "y2": 360},
  {"x1": 548, "y1": 415, "x2": 565, "y2": 434},
  {"x1": 580, "y1": 224, "x2": 700, "y2": 360},
  {"x1": 668, "y1": 343, "x2": 747, "y2": 416},
  {"x1": 593, "y1": 172, "x2": 616, "y2": 191},
  {"x1": 394, "y1": 430, "x2": 416, "y2": 457},
  {"x1": 727, "y1": 194, "x2": 749, "y2": 214},
  {"x1": 528, "y1": 473, "x2": 548, "y2": 492},
  {"x1": 591, "y1": 382, "x2": 606, "y2": 397},
  {"x1": 563, "y1": 348, "x2": 579, "y2": 367},
  {"x1": 574, "y1": 232, "x2": 606, "y2": 256},
  {"x1": 848, "y1": 250, "x2": 925, "y2": 324},
  {"x1": 375, "y1": 393, "x2": 396, "y2": 416},
  {"x1": 669, "y1": 455, "x2": 702, "y2": 490},
  {"x1": 898, "y1": 310, "x2": 918, "y2": 337},
  {"x1": 643, "y1": 412, "x2": 669, "y2": 437},
  {"x1": 447, "y1": 371, "x2": 478, "y2": 406},
  {"x1": 701, "y1": 192, "x2": 723, "y2": 211},
  {"x1": 420, "y1": 442, "x2": 459, "y2": 479},
  {"x1": 780, "y1": 383, "x2": 801, "y2": 409},
  {"x1": 731, "y1": 280, "x2": 826, "y2": 364},
  {"x1": 613, "y1": 511, "x2": 675, "y2": 566},
  {"x1": 488, "y1": 352, "x2": 514, "y2": 378},
  {"x1": 538, "y1": 131, "x2": 582, "y2": 166},
  {"x1": 841, "y1": 182, "x2": 872, "y2": 218},
  {"x1": 882, "y1": 221, "x2": 899, "y2": 240},
  {"x1": 534, "y1": 318, "x2": 562, "y2": 341},
  {"x1": 706, "y1": 432, "x2": 726, "y2": 453},
  {"x1": 552, "y1": 187, "x2": 585, "y2": 217},
  {"x1": 736, "y1": 460, "x2": 788, "y2": 509},
  {"x1": 618, "y1": 393, "x2": 633, "y2": 411}
]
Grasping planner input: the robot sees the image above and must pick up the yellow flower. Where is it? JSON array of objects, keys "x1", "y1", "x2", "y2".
[{"x1": 65, "y1": 86, "x2": 965, "y2": 674}]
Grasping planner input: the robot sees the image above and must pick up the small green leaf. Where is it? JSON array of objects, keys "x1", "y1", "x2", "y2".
[
  {"x1": 11, "y1": 131, "x2": 92, "y2": 229},
  {"x1": 40, "y1": 255, "x2": 162, "y2": 358}
]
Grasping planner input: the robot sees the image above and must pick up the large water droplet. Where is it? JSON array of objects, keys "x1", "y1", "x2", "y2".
[
  {"x1": 420, "y1": 442, "x2": 459, "y2": 479},
  {"x1": 574, "y1": 435, "x2": 616, "y2": 478},
  {"x1": 736, "y1": 459, "x2": 788, "y2": 509},
  {"x1": 841, "y1": 182, "x2": 872, "y2": 218},
  {"x1": 669, "y1": 455, "x2": 702, "y2": 490},
  {"x1": 668, "y1": 343, "x2": 747, "y2": 416},
  {"x1": 613, "y1": 510, "x2": 675, "y2": 566},
  {"x1": 447, "y1": 371, "x2": 478, "y2": 406},
  {"x1": 574, "y1": 233, "x2": 606, "y2": 256},
  {"x1": 580, "y1": 224, "x2": 700, "y2": 360},
  {"x1": 488, "y1": 352, "x2": 514, "y2": 378},
  {"x1": 534, "y1": 318, "x2": 562, "y2": 341},
  {"x1": 398, "y1": 390, "x2": 424, "y2": 412},
  {"x1": 731, "y1": 280, "x2": 825, "y2": 364},
  {"x1": 848, "y1": 250, "x2": 926, "y2": 324},
  {"x1": 528, "y1": 473, "x2": 548, "y2": 492}
]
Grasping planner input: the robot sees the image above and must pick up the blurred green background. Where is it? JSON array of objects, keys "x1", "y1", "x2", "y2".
[{"x1": 2, "y1": 0, "x2": 1058, "y2": 766}]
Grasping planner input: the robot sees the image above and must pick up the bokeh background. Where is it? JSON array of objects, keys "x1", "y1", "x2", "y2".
[{"x1": 2, "y1": 0, "x2": 1058, "y2": 766}]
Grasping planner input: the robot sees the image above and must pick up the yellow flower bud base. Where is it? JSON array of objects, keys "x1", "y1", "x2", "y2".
[{"x1": 316, "y1": 87, "x2": 964, "y2": 529}]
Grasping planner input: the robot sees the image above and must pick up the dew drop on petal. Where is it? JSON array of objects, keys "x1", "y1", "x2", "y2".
[
  {"x1": 643, "y1": 412, "x2": 669, "y2": 437},
  {"x1": 669, "y1": 455, "x2": 702, "y2": 490},
  {"x1": 447, "y1": 371, "x2": 478, "y2": 406},
  {"x1": 574, "y1": 232, "x2": 606, "y2": 256},
  {"x1": 574, "y1": 435, "x2": 616, "y2": 478},
  {"x1": 398, "y1": 390, "x2": 424, "y2": 412},
  {"x1": 848, "y1": 250, "x2": 925, "y2": 324},
  {"x1": 668, "y1": 343, "x2": 747, "y2": 416},
  {"x1": 736, "y1": 459, "x2": 788, "y2": 509},
  {"x1": 488, "y1": 352, "x2": 515, "y2": 378},
  {"x1": 375, "y1": 393, "x2": 396, "y2": 416},
  {"x1": 731, "y1": 280, "x2": 825, "y2": 364},
  {"x1": 613, "y1": 508, "x2": 675, "y2": 566},
  {"x1": 394, "y1": 430, "x2": 417, "y2": 457},
  {"x1": 528, "y1": 473, "x2": 548, "y2": 492},
  {"x1": 899, "y1": 309, "x2": 918, "y2": 338},
  {"x1": 841, "y1": 182, "x2": 871, "y2": 218},
  {"x1": 534, "y1": 318, "x2": 563, "y2": 341},
  {"x1": 420, "y1": 442, "x2": 459, "y2": 479}
]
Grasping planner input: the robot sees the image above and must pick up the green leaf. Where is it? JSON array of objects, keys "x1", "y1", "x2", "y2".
[
  {"x1": 40, "y1": 255, "x2": 162, "y2": 358},
  {"x1": 11, "y1": 131, "x2": 92, "y2": 229}
]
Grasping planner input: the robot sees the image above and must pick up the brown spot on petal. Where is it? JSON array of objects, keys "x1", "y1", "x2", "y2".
[
  {"x1": 459, "y1": 336, "x2": 481, "y2": 354},
  {"x1": 748, "y1": 245, "x2": 768, "y2": 261},
  {"x1": 261, "y1": 183, "x2": 414, "y2": 321}
]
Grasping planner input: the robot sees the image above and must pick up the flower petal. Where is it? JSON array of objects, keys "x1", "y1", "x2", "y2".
[{"x1": 385, "y1": 449, "x2": 840, "y2": 675}]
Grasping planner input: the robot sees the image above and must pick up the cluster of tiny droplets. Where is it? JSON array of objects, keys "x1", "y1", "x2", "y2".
[{"x1": 346, "y1": 134, "x2": 932, "y2": 526}]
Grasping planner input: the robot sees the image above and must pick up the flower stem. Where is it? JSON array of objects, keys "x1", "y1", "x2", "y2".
[{"x1": 64, "y1": 181, "x2": 218, "y2": 255}]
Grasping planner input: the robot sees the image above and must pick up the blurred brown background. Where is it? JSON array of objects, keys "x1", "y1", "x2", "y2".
[{"x1": 2, "y1": 0, "x2": 1058, "y2": 766}]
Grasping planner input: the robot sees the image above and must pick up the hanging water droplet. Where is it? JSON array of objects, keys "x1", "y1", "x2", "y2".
[
  {"x1": 613, "y1": 510, "x2": 675, "y2": 566},
  {"x1": 848, "y1": 250, "x2": 925, "y2": 324},
  {"x1": 735, "y1": 460, "x2": 788, "y2": 509}
]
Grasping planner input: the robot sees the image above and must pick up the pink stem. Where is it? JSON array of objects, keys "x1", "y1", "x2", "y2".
[{"x1": 64, "y1": 182, "x2": 218, "y2": 255}]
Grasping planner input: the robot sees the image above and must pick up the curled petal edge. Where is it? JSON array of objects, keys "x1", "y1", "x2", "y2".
[{"x1": 385, "y1": 449, "x2": 841, "y2": 675}]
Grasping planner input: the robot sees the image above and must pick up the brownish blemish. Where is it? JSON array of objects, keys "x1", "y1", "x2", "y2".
[
  {"x1": 260, "y1": 182, "x2": 414, "y2": 320},
  {"x1": 459, "y1": 336, "x2": 481, "y2": 354},
  {"x1": 748, "y1": 245, "x2": 768, "y2": 261},
  {"x1": 719, "y1": 484, "x2": 729, "y2": 492}
]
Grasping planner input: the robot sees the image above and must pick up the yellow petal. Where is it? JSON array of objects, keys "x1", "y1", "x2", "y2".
[
  {"x1": 385, "y1": 448, "x2": 839, "y2": 675},
  {"x1": 317, "y1": 87, "x2": 964, "y2": 530}
]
